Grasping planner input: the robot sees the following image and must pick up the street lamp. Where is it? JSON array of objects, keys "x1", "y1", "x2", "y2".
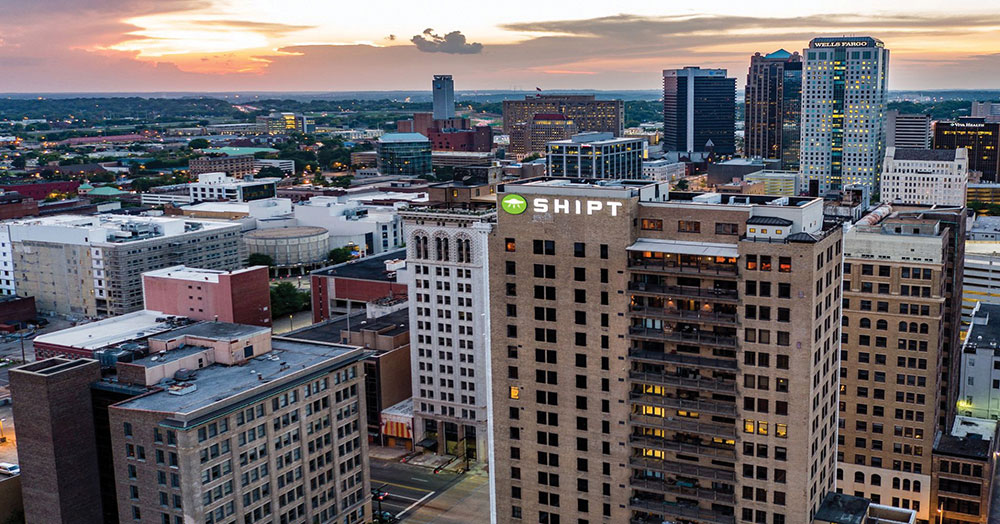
[
  {"x1": 288, "y1": 314, "x2": 294, "y2": 332},
  {"x1": 0, "y1": 417, "x2": 6, "y2": 443}
]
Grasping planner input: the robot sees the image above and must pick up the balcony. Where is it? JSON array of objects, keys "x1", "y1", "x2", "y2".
[
  {"x1": 628, "y1": 434, "x2": 736, "y2": 459},
  {"x1": 628, "y1": 326, "x2": 738, "y2": 349},
  {"x1": 629, "y1": 392, "x2": 736, "y2": 417},
  {"x1": 628, "y1": 498, "x2": 736, "y2": 524},
  {"x1": 628, "y1": 456, "x2": 736, "y2": 482},
  {"x1": 630, "y1": 478, "x2": 735, "y2": 504},
  {"x1": 630, "y1": 414, "x2": 737, "y2": 439},
  {"x1": 628, "y1": 281, "x2": 739, "y2": 302},
  {"x1": 629, "y1": 370, "x2": 737, "y2": 393},
  {"x1": 628, "y1": 305, "x2": 738, "y2": 326},
  {"x1": 628, "y1": 259, "x2": 738, "y2": 277},
  {"x1": 628, "y1": 349, "x2": 737, "y2": 371}
]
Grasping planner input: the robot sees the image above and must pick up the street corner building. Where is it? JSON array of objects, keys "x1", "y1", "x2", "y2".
[{"x1": 488, "y1": 177, "x2": 845, "y2": 524}]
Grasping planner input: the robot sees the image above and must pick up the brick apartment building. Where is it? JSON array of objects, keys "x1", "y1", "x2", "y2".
[
  {"x1": 142, "y1": 265, "x2": 272, "y2": 327},
  {"x1": 490, "y1": 179, "x2": 844, "y2": 524}
]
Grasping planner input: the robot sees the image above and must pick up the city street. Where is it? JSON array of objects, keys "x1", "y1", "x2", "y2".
[{"x1": 369, "y1": 459, "x2": 462, "y2": 520}]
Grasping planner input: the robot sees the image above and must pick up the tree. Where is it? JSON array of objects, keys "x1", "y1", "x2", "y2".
[
  {"x1": 329, "y1": 175, "x2": 353, "y2": 188},
  {"x1": 188, "y1": 138, "x2": 210, "y2": 149},
  {"x1": 674, "y1": 179, "x2": 689, "y2": 190},
  {"x1": 522, "y1": 153, "x2": 542, "y2": 163},
  {"x1": 256, "y1": 166, "x2": 285, "y2": 178},
  {"x1": 11, "y1": 156, "x2": 25, "y2": 169},
  {"x1": 328, "y1": 246, "x2": 354, "y2": 264},
  {"x1": 270, "y1": 282, "x2": 309, "y2": 318},
  {"x1": 247, "y1": 253, "x2": 274, "y2": 267}
]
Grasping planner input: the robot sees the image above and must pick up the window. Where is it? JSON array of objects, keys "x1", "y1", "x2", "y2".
[
  {"x1": 573, "y1": 242, "x2": 586, "y2": 258},
  {"x1": 716, "y1": 222, "x2": 738, "y2": 235},
  {"x1": 779, "y1": 257, "x2": 791, "y2": 273},
  {"x1": 505, "y1": 238, "x2": 516, "y2": 252},
  {"x1": 640, "y1": 219, "x2": 662, "y2": 231},
  {"x1": 678, "y1": 220, "x2": 700, "y2": 233}
]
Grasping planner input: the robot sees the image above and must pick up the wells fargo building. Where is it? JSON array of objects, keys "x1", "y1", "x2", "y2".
[{"x1": 489, "y1": 178, "x2": 845, "y2": 524}]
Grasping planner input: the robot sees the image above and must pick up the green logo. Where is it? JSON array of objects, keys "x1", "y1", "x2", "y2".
[{"x1": 501, "y1": 194, "x2": 528, "y2": 215}]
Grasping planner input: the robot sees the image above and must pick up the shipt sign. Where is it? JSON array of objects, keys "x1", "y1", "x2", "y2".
[{"x1": 501, "y1": 194, "x2": 528, "y2": 214}]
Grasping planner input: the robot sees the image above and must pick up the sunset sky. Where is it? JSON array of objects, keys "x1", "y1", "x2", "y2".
[{"x1": 3, "y1": 1, "x2": 1000, "y2": 92}]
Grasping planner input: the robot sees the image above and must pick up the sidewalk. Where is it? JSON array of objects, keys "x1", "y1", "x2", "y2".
[{"x1": 399, "y1": 473, "x2": 490, "y2": 524}]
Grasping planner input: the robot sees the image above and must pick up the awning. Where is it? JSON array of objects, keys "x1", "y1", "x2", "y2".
[
  {"x1": 627, "y1": 238, "x2": 739, "y2": 258},
  {"x1": 416, "y1": 437, "x2": 438, "y2": 450}
]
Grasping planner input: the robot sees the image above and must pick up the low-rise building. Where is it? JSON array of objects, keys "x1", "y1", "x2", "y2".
[
  {"x1": 742, "y1": 170, "x2": 802, "y2": 196},
  {"x1": 189, "y1": 154, "x2": 256, "y2": 178},
  {"x1": 377, "y1": 133, "x2": 432, "y2": 177},
  {"x1": 546, "y1": 132, "x2": 647, "y2": 178},
  {"x1": 959, "y1": 302, "x2": 1000, "y2": 419},
  {"x1": 881, "y1": 147, "x2": 969, "y2": 206},
  {"x1": 310, "y1": 249, "x2": 407, "y2": 322},
  {"x1": 812, "y1": 493, "x2": 916, "y2": 524},
  {"x1": 187, "y1": 172, "x2": 279, "y2": 202},
  {"x1": 142, "y1": 265, "x2": 271, "y2": 327},
  {"x1": 931, "y1": 416, "x2": 999, "y2": 524},
  {"x1": 641, "y1": 158, "x2": 687, "y2": 181},
  {"x1": 31, "y1": 310, "x2": 195, "y2": 360},
  {"x1": 256, "y1": 111, "x2": 315, "y2": 134}
]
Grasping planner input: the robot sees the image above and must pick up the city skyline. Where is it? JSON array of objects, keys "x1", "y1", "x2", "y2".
[{"x1": 3, "y1": 2, "x2": 1000, "y2": 92}]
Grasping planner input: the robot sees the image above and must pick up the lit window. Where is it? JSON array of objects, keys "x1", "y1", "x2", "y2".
[
  {"x1": 744, "y1": 419, "x2": 755, "y2": 434},
  {"x1": 509, "y1": 386, "x2": 519, "y2": 400},
  {"x1": 776, "y1": 424, "x2": 788, "y2": 438},
  {"x1": 758, "y1": 421, "x2": 769, "y2": 435}
]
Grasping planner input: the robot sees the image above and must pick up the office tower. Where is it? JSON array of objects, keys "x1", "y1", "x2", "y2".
[
  {"x1": 745, "y1": 50, "x2": 803, "y2": 169},
  {"x1": 502, "y1": 95, "x2": 624, "y2": 136},
  {"x1": 886, "y1": 111, "x2": 932, "y2": 149},
  {"x1": 838, "y1": 210, "x2": 962, "y2": 521},
  {"x1": 0, "y1": 215, "x2": 244, "y2": 317},
  {"x1": 9, "y1": 358, "x2": 105, "y2": 524},
  {"x1": 508, "y1": 114, "x2": 578, "y2": 158},
  {"x1": 490, "y1": 179, "x2": 844, "y2": 524},
  {"x1": 931, "y1": 416, "x2": 999, "y2": 524},
  {"x1": 399, "y1": 204, "x2": 495, "y2": 462},
  {"x1": 933, "y1": 118, "x2": 1000, "y2": 182},
  {"x1": 189, "y1": 154, "x2": 257, "y2": 178},
  {"x1": 376, "y1": 133, "x2": 432, "y2": 177},
  {"x1": 546, "y1": 132, "x2": 647, "y2": 179},
  {"x1": 880, "y1": 148, "x2": 969, "y2": 206},
  {"x1": 971, "y1": 101, "x2": 1000, "y2": 123},
  {"x1": 662, "y1": 66, "x2": 736, "y2": 156},
  {"x1": 433, "y1": 75, "x2": 456, "y2": 120},
  {"x1": 107, "y1": 323, "x2": 371, "y2": 524},
  {"x1": 256, "y1": 111, "x2": 315, "y2": 134},
  {"x1": 141, "y1": 265, "x2": 272, "y2": 327},
  {"x1": 800, "y1": 37, "x2": 889, "y2": 193}
]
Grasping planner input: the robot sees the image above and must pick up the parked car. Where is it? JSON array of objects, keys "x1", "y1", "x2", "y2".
[{"x1": 0, "y1": 463, "x2": 20, "y2": 476}]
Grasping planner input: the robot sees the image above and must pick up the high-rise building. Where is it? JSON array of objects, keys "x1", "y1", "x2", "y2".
[
  {"x1": 933, "y1": 118, "x2": 1000, "y2": 182},
  {"x1": 886, "y1": 111, "x2": 932, "y2": 149},
  {"x1": 432, "y1": 75, "x2": 456, "y2": 120},
  {"x1": 490, "y1": 179, "x2": 844, "y2": 524},
  {"x1": 971, "y1": 101, "x2": 1000, "y2": 123},
  {"x1": 546, "y1": 132, "x2": 647, "y2": 179},
  {"x1": 189, "y1": 155, "x2": 257, "y2": 179},
  {"x1": 0, "y1": 215, "x2": 244, "y2": 317},
  {"x1": 880, "y1": 147, "x2": 968, "y2": 206},
  {"x1": 663, "y1": 66, "x2": 737, "y2": 155},
  {"x1": 745, "y1": 50, "x2": 803, "y2": 169},
  {"x1": 376, "y1": 133, "x2": 432, "y2": 177},
  {"x1": 800, "y1": 37, "x2": 890, "y2": 193},
  {"x1": 256, "y1": 111, "x2": 315, "y2": 134},
  {"x1": 399, "y1": 204, "x2": 495, "y2": 462},
  {"x1": 502, "y1": 95, "x2": 624, "y2": 136},
  {"x1": 838, "y1": 209, "x2": 963, "y2": 522},
  {"x1": 9, "y1": 358, "x2": 105, "y2": 524},
  {"x1": 508, "y1": 114, "x2": 578, "y2": 158}
]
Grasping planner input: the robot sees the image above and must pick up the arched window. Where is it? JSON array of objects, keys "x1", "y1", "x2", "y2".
[
  {"x1": 909, "y1": 322, "x2": 918, "y2": 333},
  {"x1": 860, "y1": 318, "x2": 871, "y2": 329},
  {"x1": 435, "y1": 237, "x2": 443, "y2": 260},
  {"x1": 892, "y1": 477, "x2": 901, "y2": 489},
  {"x1": 920, "y1": 323, "x2": 929, "y2": 334},
  {"x1": 913, "y1": 480, "x2": 921, "y2": 493},
  {"x1": 876, "y1": 320, "x2": 887, "y2": 330},
  {"x1": 837, "y1": 468, "x2": 844, "y2": 481},
  {"x1": 854, "y1": 471, "x2": 865, "y2": 483},
  {"x1": 903, "y1": 479, "x2": 911, "y2": 491},
  {"x1": 899, "y1": 321, "x2": 907, "y2": 332},
  {"x1": 414, "y1": 234, "x2": 428, "y2": 259},
  {"x1": 871, "y1": 474, "x2": 881, "y2": 486}
]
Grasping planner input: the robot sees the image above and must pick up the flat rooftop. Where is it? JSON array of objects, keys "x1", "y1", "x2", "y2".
[
  {"x1": 148, "y1": 321, "x2": 270, "y2": 343},
  {"x1": 964, "y1": 303, "x2": 1000, "y2": 354},
  {"x1": 180, "y1": 202, "x2": 252, "y2": 213},
  {"x1": 143, "y1": 265, "x2": 265, "y2": 284},
  {"x1": 286, "y1": 308, "x2": 410, "y2": 344},
  {"x1": 312, "y1": 248, "x2": 406, "y2": 281},
  {"x1": 33, "y1": 310, "x2": 187, "y2": 350},
  {"x1": 813, "y1": 492, "x2": 870, "y2": 524},
  {"x1": 893, "y1": 148, "x2": 959, "y2": 161},
  {"x1": 115, "y1": 338, "x2": 366, "y2": 420},
  {"x1": 934, "y1": 416, "x2": 996, "y2": 460}
]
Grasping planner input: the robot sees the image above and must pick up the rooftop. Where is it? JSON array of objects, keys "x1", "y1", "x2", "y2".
[
  {"x1": 934, "y1": 416, "x2": 997, "y2": 460},
  {"x1": 312, "y1": 248, "x2": 406, "y2": 281},
  {"x1": 33, "y1": 310, "x2": 191, "y2": 351},
  {"x1": 382, "y1": 397, "x2": 413, "y2": 417},
  {"x1": 143, "y1": 265, "x2": 267, "y2": 284},
  {"x1": 147, "y1": 321, "x2": 270, "y2": 343},
  {"x1": 202, "y1": 147, "x2": 277, "y2": 156},
  {"x1": 114, "y1": 337, "x2": 367, "y2": 423},
  {"x1": 549, "y1": 132, "x2": 643, "y2": 146},
  {"x1": 892, "y1": 148, "x2": 959, "y2": 161},
  {"x1": 286, "y1": 308, "x2": 410, "y2": 344},
  {"x1": 964, "y1": 303, "x2": 1000, "y2": 355},
  {"x1": 244, "y1": 226, "x2": 328, "y2": 240},
  {"x1": 813, "y1": 492, "x2": 870, "y2": 524},
  {"x1": 379, "y1": 132, "x2": 429, "y2": 143}
]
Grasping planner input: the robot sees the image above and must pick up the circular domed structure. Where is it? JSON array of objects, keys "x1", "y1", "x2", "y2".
[{"x1": 244, "y1": 226, "x2": 329, "y2": 270}]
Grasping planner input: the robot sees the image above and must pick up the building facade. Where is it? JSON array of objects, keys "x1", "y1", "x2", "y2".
[
  {"x1": 886, "y1": 111, "x2": 932, "y2": 149},
  {"x1": 376, "y1": 133, "x2": 432, "y2": 177},
  {"x1": 958, "y1": 302, "x2": 1000, "y2": 420},
  {"x1": 141, "y1": 265, "x2": 272, "y2": 327},
  {"x1": 502, "y1": 95, "x2": 624, "y2": 137},
  {"x1": 508, "y1": 114, "x2": 578, "y2": 158},
  {"x1": 800, "y1": 37, "x2": 890, "y2": 194},
  {"x1": 745, "y1": 50, "x2": 803, "y2": 170},
  {"x1": 432, "y1": 75, "x2": 456, "y2": 120},
  {"x1": 187, "y1": 172, "x2": 279, "y2": 202},
  {"x1": 933, "y1": 119, "x2": 1000, "y2": 182},
  {"x1": 663, "y1": 66, "x2": 737, "y2": 155},
  {"x1": 490, "y1": 179, "x2": 844, "y2": 524},
  {"x1": 0, "y1": 215, "x2": 243, "y2": 318},
  {"x1": 256, "y1": 112, "x2": 315, "y2": 134},
  {"x1": 546, "y1": 132, "x2": 647, "y2": 179},
  {"x1": 931, "y1": 416, "x2": 999, "y2": 524},
  {"x1": 189, "y1": 155, "x2": 257, "y2": 179},
  {"x1": 399, "y1": 205, "x2": 495, "y2": 462},
  {"x1": 880, "y1": 148, "x2": 969, "y2": 206}
]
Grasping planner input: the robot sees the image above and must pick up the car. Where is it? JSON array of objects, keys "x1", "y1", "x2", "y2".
[{"x1": 0, "y1": 463, "x2": 19, "y2": 476}]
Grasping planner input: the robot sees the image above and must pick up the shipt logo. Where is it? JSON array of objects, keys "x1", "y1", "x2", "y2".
[{"x1": 501, "y1": 194, "x2": 528, "y2": 215}]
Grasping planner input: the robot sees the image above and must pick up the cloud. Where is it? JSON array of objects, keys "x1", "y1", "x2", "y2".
[{"x1": 410, "y1": 29, "x2": 483, "y2": 54}]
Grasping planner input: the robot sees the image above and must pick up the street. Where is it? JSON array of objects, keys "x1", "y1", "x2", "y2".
[
  {"x1": 0, "y1": 316, "x2": 75, "y2": 388},
  {"x1": 369, "y1": 459, "x2": 461, "y2": 520}
]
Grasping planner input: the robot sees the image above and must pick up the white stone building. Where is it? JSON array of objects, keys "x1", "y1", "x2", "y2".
[{"x1": 881, "y1": 147, "x2": 968, "y2": 206}]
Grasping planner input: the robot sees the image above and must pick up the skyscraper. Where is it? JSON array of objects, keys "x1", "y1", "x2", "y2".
[
  {"x1": 745, "y1": 50, "x2": 802, "y2": 169},
  {"x1": 800, "y1": 37, "x2": 889, "y2": 194},
  {"x1": 886, "y1": 111, "x2": 932, "y2": 149},
  {"x1": 663, "y1": 66, "x2": 736, "y2": 155},
  {"x1": 502, "y1": 95, "x2": 624, "y2": 136},
  {"x1": 933, "y1": 118, "x2": 1000, "y2": 182},
  {"x1": 432, "y1": 75, "x2": 455, "y2": 120},
  {"x1": 490, "y1": 179, "x2": 844, "y2": 524}
]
